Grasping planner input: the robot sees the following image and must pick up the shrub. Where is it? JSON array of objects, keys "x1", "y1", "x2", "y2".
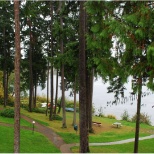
[
  {"x1": 131, "y1": 113, "x2": 151, "y2": 125},
  {"x1": 97, "y1": 106, "x2": 104, "y2": 117},
  {"x1": 52, "y1": 114, "x2": 62, "y2": 121},
  {"x1": 0, "y1": 108, "x2": 14, "y2": 118},
  {"x1": 121, "y1": 110, "x2": 130, "y2": 121},
  {"x1": 36, "y1": 95, "x2": 47, "y2": 103},
  {"x1": 65, "y1": 99, "x2": 79, "y2": 108},
  {"x1": 32, "y1": 107, "x2": 46, "y2": 114},
  {"x1": 107, "y1": 114, "x2": 116, "y2": 119}
]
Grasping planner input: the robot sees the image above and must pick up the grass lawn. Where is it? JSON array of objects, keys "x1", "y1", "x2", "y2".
[
  {"x1": 0, "y1": 116, "x2": 33, "y2": 127},
  {"x1": 20, "y1": 107, "x2": 154, "y2": 141},
  {"x1": 0, "y1": 125, "x2": 60, "y2": 153},
  {"x1": 1, "y1": 105, "x2": 154, "y2": 153},
  {"x1": 71, "y1": 138, "x2": 154, "y2": 153}
]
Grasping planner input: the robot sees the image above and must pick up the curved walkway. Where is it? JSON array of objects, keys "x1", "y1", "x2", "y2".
[
  {"x1": 1, "y1": 114, "x2": 154, "y2": 153},
  {"x1": 60, "y1": 135, "x2": 154, "y2": 151},
  {"x1": 21, "y1": 114, "x2": 71, "y2": 153}
]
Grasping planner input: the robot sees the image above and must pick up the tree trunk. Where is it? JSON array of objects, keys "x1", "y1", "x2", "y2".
[
  {"x1": 49, "y1": 1, "x2": 54, "y2": 121},
  {"x1": 54, "y1": 69, "x2": 59, "y2": 114},
  {"x1": 3, "y1": 26, "x2": 8, "y2": 107},
  {"x1": 46, "y1": 61, "x2": 49, "y2": 116},
  {"x1": 134, "y1": 76, "x2": 142, "y2": 153},
  {"x1": 72, "y1": 76, "x2": 77, "y2": 126},
  {"x1": 28, "y1": 17, "x2": 33, "y2": 112},
  {"x1": 14, "y1": 1, "x2": 21, "y2": 152},
  {"x1": 88, "y1": 69, "x2": 94, "y2": 133},
  {"x1": 59, "y1": 1, "x2": 67, "y2": 128},
  {"x1": 57, "y1": 97, "x2": 62, "y2": 114},
  {"x1": 79, "y1": 1, "x2": 89, "y2": 152},
  {"x1": 33, "y1": 82, "x2": 37, "y2": 108}
]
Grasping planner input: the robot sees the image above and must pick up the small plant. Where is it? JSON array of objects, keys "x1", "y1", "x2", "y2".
[
  {"x1": 121, "y1": 110, "x2": 130, "y2": 121},
  {"x1": 52, "y1": 114, "x2": 62, "y2": 120},
  {"x1": 97, "y1": 106, "x2": 104, "y2": 117},
  {"x1": 0, "y1": 108, "x2": 14, "y2": 118},
  {"x1": 131, "y1": 112, "x2": 151, "y2": 125},
  {"x1": 107, "y1": 114, "x2": 116, "y2": 119},
  {"x1": 32, "y1": 107, "x2": 46, "y2": 114}
]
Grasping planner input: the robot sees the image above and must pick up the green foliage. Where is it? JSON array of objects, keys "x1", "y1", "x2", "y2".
[
  {"x1": 0, "y1": 108, "x2": 14, "y2": 118},
  {"x1": 53, "y1": 114, "x2": 63, "y2": 121},
  {"x1": 65, "y1": 99, "x2": 79, "y2": 112},
  {"x1": 97, "y1": 106, "x2": 104, "y2": 117},
  {"x1": 91, "y1": 24, "x2": 100, "y2": 33},
  {"x1": 32, "y1": 107, "x2": 46, "y2": 114},
  {"x1": 147, "y1": 44, "x2": 154, "y2": 67},
  {"x1": 131, "y1": 113, "x2": 151, "y2": 125},
  {"x1": 36, "y1": 95, "x2": 47, "y2": 103},
  {"x1": 107, "y1": 114, "x2": 116, "y2": 119},
  {"x1": 121, "y1": 110, "x2": 130, "y2": 121},
  {"x1": 7, "y1": 96, "x2": 14, "y2": 107}
]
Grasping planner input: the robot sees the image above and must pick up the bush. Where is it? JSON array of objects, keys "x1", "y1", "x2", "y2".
[
  {"x1": 52, "y1": 114, "x2": 62, "y2": 121},
  {"x1": 131, "y1": 113, "x2": 151, "y2": 125},
  {"x1": 36, "y1": 95, "x2": 47, "y2": 103},
  {"x1": 65, "y1": 99, "x2": 79, "y2": 108},
  {"x1": 32, "y1": 108, "x2": 46, "y2": 114},
  {"x1": 121, "y1": 110, "x2": 130, "y2": 121},
  {"x1": 107, "y1": 114, "x2": 116, "y2": 119},
  {"x1": 7, "y1": 96, "x2": 15, "y2": 107},
  {"x1": 97, "y1": 107, "x2": 104, "y2": 117},
  {"x1": 0, "y1": 108, "x2": 14, "y2": 118}
]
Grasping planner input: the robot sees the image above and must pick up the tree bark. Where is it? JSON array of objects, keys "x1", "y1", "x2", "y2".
[
  {"x1": 14, "y1": 1, "x2": 21, "y2": 152},
  {"x1": 28, "y1": 17, "x2": 33, "y2": 112},
  {"x1": 88, "y1": 69, "x2": 94, "y2": 133},
  {"x1": 54, "y1": 69, "x2": 59, "y2": 114},
  {"x1": 72, "y1": 76, "x2": 77, "y2": 126},
  {"x1": 3, "y1": 26, "x2": 8, "y2": 107},
  {"x1": 33, "y1": 82, "x2": 37, "y2": 108},
  {"x1": 46, "y1": 61, "x2": 49, "y2": 116},
  {"x1": 134, "y1": 76, "x2": 142, "y2": 153},
  {"x1": 79, "y1": 1, "x2": 89, "y2": 152},
  {"x1": 49, "y1": 1, "x2": 54, "y2": 121},
  {"x1": 59, "y1": 1, "x2": 67, "y2": 128}
]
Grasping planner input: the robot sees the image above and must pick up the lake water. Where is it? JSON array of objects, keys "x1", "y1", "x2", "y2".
[{"x1": 38, "y1": 75, "x2": 154, "y2": 126}]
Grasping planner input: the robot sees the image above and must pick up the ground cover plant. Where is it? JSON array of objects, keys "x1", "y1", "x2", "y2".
[{"x1": 0, "y1": 125, "x2": 60, "y2": 153}]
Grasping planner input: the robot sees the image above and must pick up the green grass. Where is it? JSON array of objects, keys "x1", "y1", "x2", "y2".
[
  {"x1": 1, "y1": 104, "x2": 154, "y2": 153},
  {"x1": 71, "y1": 138, "x2": 154, "y2": 153},
  {"x1": 0, "y1": 125, "x2": 60, "y2": 153},
  {"x1": 58, "y1": 130, "x2": 149, "y2": 144},
  {"x1": 0, "y1": 116, "x2": 32, "y2": 127},
  {"x1": 57, "y1": 132, "x2": 80, "y2": 143}
]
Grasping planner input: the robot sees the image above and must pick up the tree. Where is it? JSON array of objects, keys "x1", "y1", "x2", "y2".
[
  {"x1": 0, "y1": 1, "x2": 14, "y2": 107},
  {"x1": 14, "y1": 0, "x2": 21, "y2": 152},
  {"x1": 79, "y1": 1, "x2": 89, "y2": 152},
  {"x1": 97, "y1": 1, "x2": 154, "y2": 152},
  {"x1": 49, "y1": 1, "x2": 54, "y2": 121},
  {"x1": 20, "y1": 1, "x2": 48, "y2": 111}
]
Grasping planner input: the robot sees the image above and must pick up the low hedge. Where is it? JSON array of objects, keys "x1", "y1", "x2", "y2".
[{"x1": 0, "y1": 108, "x2": 14, "y2": 118}]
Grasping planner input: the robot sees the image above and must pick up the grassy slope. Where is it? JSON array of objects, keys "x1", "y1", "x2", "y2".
[
  {"x1": 71, "y1": 138, "x2": 154, "y2": 153},
  {"x1": 0, "y1": 125, "x2": 60, "y2": 153},
  {"x1": 1, "y1": 105, "x2": 154, "y2": 153}
]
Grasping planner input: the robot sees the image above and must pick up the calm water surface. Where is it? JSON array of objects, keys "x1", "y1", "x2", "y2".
[{"x1": 38, "y1": 76, "x2": 154, "y2": 126}]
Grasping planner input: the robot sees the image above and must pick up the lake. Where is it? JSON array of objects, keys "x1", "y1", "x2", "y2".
[{"x1": 38, "y1": 75, "x2": 154, "y2": 126}]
